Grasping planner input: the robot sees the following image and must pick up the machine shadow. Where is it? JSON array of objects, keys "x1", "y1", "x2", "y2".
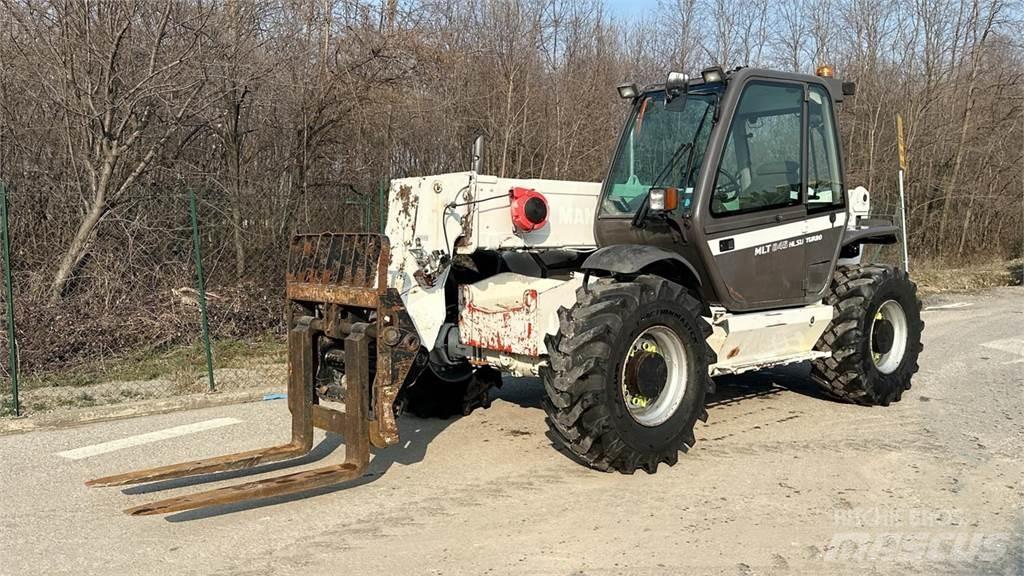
[
  {"x1": 494, "y1": 364, "x2": 834, "y2": 469},
  {"x1": 705, "y1": 362, "x2": 833, "y2": 408},
  {"x1": 158, "y1": 413, "x2": 460, "y2": 522},
  {"x1": 159, "y1": 366, "x2": 833, "y2": 520},
  {"x1": 494, "y1": 364, "x2": 831, "y2": 413}
]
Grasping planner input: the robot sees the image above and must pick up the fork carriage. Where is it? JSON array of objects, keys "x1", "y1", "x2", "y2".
[{"x1": 88, "y1": 234, "x2": 423, "y2": 515}]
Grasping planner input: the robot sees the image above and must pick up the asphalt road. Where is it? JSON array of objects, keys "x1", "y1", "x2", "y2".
[{"x1": 1, "y1": 286, "x2": 1021, "y2": 576}]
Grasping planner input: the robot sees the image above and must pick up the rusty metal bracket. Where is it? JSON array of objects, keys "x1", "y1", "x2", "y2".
[{"x1": 369, "y1": 289, "x2": 420, "y2": 447}]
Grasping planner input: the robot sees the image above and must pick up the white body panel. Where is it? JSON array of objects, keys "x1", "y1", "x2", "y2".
[
  {"x1": 458, "y1": 272, "x2": 583, "y2": 357},
  {"x1": 385, "y1": 172, "x2": 598, "y2": 348},
  {"x1": 706, "y1": 304, "x2": 833, "y2": 375},
  {"x1": 460, "y1": 175, "x2": 601, "y2": 252}
]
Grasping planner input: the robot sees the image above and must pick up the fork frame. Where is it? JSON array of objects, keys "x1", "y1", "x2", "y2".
[{"x1": 87, "y1": 234, "x2": 422, "y2": 516}]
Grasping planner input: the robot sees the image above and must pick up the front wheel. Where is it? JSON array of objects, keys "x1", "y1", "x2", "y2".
[
  {"x1": 541, "y1": 276, "x2": 715, "y2": 474},
  {"x1": 811, "y1": 264, "x2": 924, "y2": 405}
]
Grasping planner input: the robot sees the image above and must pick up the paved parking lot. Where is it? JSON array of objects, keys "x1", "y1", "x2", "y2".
[{"x1": 1, "y1": 287, "x2": 1021, "y2": 575}]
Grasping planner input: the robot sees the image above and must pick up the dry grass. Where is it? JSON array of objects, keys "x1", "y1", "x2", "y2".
[
  {"x1": 12, "y1": 337, "x2": 286, "y2": 415},
  {"x1": 911, "y1": 257, "x2": 1023, "y2": 296}
]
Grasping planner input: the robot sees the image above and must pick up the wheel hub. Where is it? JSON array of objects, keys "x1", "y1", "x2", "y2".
[
  {"x1": 621, "y1": 326, "x2": 688, "y2": 427},
  {"x1": 870, "y1": 300, "x2": 909, "y2": 374},
  {"x1": 872, "y1": 318, "x2": 895, "y2": 354},
  {"x1": 624, "y1": 349, "x2": 668, "y2": 404}
]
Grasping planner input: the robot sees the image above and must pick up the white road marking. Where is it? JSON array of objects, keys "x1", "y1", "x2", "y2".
[
  {"x1": 980, "y1": 338, "x2": 1024, "y2": 365},
  {"x1": 924, "y1": 302, "x2": 973, "y2": 311},
  {"x1": 57, "y1": 417, "x2": 242, "y2": 460}
]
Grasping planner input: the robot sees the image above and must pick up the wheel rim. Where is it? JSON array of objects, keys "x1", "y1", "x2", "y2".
[
  {"x1": 870, "y1": 299, "x2": 908, "y2": 374},
  {"x1": 620, "y1": 325, "x2": 688, "y2": 427}
]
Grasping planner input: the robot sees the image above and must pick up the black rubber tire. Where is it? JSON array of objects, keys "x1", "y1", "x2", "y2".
[
  {"x1": 399, "y1": 365, "x2": 502, "y2": 419},
  {"x1": 811, "y1": 264, "x2": 924, "y2": 406},
  {"x1": 541, "y1": 275, "x2": 715, "y2": 474}
]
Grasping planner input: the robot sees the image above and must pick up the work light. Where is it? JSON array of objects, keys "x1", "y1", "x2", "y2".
[{"x1": 701, "y1": 66, "x2": 725, "y2": 84}]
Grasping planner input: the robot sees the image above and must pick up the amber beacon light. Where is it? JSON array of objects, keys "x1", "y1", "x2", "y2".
[{"x1": 815, "y1": 64, "x2": 835, "y2": 78}]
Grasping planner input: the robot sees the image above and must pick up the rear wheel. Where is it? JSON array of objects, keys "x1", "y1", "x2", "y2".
[
  {"x1": 811, "y1": 264, "x2": 924, "y2": 405},
  {"x1": 398, "y1": 365, "x2": 502, "y2": 419},
  {"x1": 541, "y1": 275, "x2": 715, "y2": 473}
]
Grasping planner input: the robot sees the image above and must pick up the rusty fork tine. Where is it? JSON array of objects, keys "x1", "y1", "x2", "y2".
[
  {"x1": 87, "y1": 320, "x2": 319, "y2": 489},
  {"x1": 124, "y1": 460, "x2": 364, "y2": 516},
  {"x1": 121, "y1": 328, "x2": 372, "y2": 516},
  {"x1": 86, "y1": 443, "x2": 309, "y2": 487}
]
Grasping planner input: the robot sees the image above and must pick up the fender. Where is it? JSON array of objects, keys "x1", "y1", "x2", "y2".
[
  {"x1": 582, "y1": 244, "x2": 702, "y2": 287},
  {"x1": 842, "y1": 223, "x2": 899, "y2": 247}
]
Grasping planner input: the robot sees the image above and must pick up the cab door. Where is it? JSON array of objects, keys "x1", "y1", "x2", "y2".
[
  {"x1": 804, "y1": 83, "x2": 848, "y2": 296},
  {"x1": 702, "y1": 80, "x2": 809, "y2": 309}
]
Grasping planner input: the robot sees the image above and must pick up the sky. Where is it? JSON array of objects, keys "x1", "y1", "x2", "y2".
[{"x1": 604, "y1": 0, "x2": 659, "y2": 21}]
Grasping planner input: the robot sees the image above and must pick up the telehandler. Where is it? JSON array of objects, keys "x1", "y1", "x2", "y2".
[{"x1": 89, "y1": 65, "x2": 923, "y2": 515}]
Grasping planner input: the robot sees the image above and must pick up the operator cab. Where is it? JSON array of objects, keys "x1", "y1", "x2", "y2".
[{"x1": 595, "y1": 66, "x2": 853, "y2": 312}]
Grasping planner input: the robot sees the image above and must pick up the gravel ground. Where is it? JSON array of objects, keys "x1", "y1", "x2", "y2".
[{"x1": 0, "y1": 286, "x2": 1021, "y2": 576}]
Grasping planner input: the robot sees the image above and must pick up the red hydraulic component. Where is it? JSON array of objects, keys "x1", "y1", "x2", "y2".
[{"x1": 509, "y1": 187, "x2": 548, "y2": 232}]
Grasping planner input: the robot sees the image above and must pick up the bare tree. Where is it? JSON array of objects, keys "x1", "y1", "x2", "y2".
[
  {"x1": 0, "y1": 0, "x2": 1019, "y2": 378},
  {"x1": 5, "y1": 0, "x2": 213, "y2": 303}
]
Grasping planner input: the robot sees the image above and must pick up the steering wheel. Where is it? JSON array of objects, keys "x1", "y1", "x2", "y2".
[{"x1": 713, "y1": 168, "x2": 742, "y2": 204}]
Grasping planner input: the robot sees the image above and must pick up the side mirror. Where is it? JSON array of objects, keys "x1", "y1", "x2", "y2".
[
  {"x1": 665, "y1": 71, "x2": 689, "y2": 101},
  {"x1": 666, "y1": 72, "x2": 689, "y2": 92},
  {"x1": 648, "y1": 187, "x2": 679, "y2": 212}
]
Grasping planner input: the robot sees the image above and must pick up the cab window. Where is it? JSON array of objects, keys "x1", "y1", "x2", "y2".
[
  {"x1": 712, "y1": 82, "x2": 804, "y2": 216},
  {"x1": 807, "y1": 84, "x2": 844, "y2": 212}
]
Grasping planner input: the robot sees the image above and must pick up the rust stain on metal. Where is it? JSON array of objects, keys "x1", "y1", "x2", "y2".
[
  {"x1": 459, "y1": 287, "x2": 539, "y2": 356},
  {"x1": 287, "y1": 284, "x2": 379, "y2": 308},
  {"x1": 370, "y1": 288, "x2": 418, "y2": 448},
  {"x1": 397, "y1": 184, "x2": 416, "y2": 219}
]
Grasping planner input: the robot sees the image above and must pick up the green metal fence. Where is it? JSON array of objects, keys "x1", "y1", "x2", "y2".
[
  {"x1": 1, "y1": 182, "x2": 20, "y2": 417},
  {"x1": 0, "y1": 179, "x2": 389, "y2": 418}
]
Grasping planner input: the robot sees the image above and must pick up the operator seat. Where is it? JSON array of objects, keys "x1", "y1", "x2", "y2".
[{"x1": 746, "y1": 160, "x2": 800, "y2": 207}]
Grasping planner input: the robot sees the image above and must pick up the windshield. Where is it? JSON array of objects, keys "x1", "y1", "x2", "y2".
[{"x1": 600, "y1": 91, "x2": 719, "y2": 216}]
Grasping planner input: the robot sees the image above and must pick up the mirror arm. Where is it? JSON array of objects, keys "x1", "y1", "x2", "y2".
[{"x1": 631, "y1": 193, "x2": 650, "y2": 228}]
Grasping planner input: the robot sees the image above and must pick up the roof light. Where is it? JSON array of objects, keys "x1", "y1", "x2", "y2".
[
  {"x1": 700, "y1": 66, "x2": 725, "y2": 84},
  {"x1": 815, "y1": 64, "x2": 834, "y2": 78},
  {"x1": 617, "y1": 83, "x2": 639, "y2": 100}
]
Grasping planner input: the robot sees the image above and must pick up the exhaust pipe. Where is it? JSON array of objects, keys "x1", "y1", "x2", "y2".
[{"x1": 471, "y1": 135, "x2": 485, "y2": 173}]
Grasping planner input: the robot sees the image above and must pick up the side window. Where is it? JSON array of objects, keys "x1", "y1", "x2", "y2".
[
  {"x1": 807, "y1": 85, "x2": 844, "y2": 211},
  {"x1": 712, "y1": 82, "x2": 804, "y2": 216}
]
